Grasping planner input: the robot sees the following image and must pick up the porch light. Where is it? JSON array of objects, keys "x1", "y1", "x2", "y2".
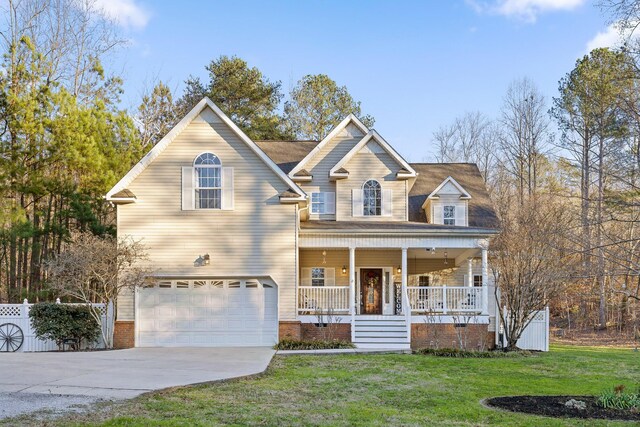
[
  {"x1": 342, "y1": 265, "x2": 347, "y2": 274},
  {"x1": 397, "y1": 266, "x2": 402, "y2": 274},
  {"x1": 203, "y1": 254, "x2": 210, "y2": 265},
  {"x1": 430, "y1": 247, "x2": 436, "y2": 255}
]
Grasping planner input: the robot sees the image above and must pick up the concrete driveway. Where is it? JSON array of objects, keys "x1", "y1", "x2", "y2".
[{"x1": 0, "y1": 347, "x2": 275, "y2": 419}]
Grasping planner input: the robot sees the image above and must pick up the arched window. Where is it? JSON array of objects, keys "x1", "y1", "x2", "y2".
[
  {"x1": 363, "y1": 180, "x2": 381, "y2": 216},
  {"x1": 194, "y1": 153, "x2": 221, "y2": 209}
]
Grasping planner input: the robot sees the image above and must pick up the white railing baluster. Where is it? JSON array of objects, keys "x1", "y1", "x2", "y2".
[
  {"x1": 406, "y1": 286, "x2": 483, "y2": 314},
  {"x1": 297, "y1": 286, "x2": 350, "y2": 314}
]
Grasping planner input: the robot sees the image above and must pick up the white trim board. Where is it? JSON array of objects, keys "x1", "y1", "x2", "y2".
[
  {"x1": 424, "y1": 176, "x2": 472, "y2": 204},
  {"x1": 329, "y1": 130, "x2": 416, "y2": 179},
  {"x1": 107, "y1": 97, "x2": 306, "y2": 201},
  {"x1": 288, "y1": 114, "x2": 369, "y2": 177}
]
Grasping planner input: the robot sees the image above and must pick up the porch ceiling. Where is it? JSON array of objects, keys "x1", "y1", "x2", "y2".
[{"x1": 299, "y1": 248, "x2": 479, "y2": 259}]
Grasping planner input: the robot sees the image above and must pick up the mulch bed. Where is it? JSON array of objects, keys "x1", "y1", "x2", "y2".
[{"x1": 485, "y1": 395, "x2": 640, "y2": 421}]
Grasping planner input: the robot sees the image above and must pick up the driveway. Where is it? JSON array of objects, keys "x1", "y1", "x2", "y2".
[{"x1": 0, "y1": 347, "x2": 275, "y2": 419}]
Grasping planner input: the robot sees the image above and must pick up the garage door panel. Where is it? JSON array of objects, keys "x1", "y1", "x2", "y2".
[{"x1": 138, "y1": 280, "x2": 278, "y2": 347}]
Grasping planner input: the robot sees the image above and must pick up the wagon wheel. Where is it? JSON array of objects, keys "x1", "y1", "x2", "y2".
[{"x1": 0, "y1": 323, "x2": 24, "y2": 352}]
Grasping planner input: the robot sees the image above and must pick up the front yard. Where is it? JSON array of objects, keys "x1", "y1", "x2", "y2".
[{"x1": 13, "y1": 345, "x2": 640, "y2": 426}]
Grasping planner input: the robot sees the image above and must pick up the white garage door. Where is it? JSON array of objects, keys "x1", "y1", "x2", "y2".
[{"x1": 137, "y1": 278, "x2": 278, "y2": 347}]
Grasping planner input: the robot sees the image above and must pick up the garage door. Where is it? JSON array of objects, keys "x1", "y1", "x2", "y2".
[{"x1": 137, "y1": 278, "x2": 278, "y2": 347}]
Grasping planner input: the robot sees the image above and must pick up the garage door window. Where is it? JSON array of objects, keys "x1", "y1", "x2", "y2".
[{"x1": 150, "y1": 279, "x2": 272, "y2": 289}]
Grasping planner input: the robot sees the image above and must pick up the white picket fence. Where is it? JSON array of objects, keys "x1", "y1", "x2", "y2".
[
  {"x1": 500, "y1": 307, "x2": 549, "y2": 351},
  {"x1": 0, "y1": 299, "x2": 114, "y2": 352}
]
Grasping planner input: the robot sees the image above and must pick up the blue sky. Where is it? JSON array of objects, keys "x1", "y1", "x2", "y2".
[{"x1": 107, "y1": 0, "x2": 619, "y2": 162}]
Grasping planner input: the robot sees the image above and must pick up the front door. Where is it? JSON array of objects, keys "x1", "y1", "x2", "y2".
[{"x1": 360, "y1": 268, "x2": 383, "y2": 314}]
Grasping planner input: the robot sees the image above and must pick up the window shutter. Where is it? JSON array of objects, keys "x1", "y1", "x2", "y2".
[
  {"x1": 325, "y1": 192, "x2": 336, "y2": 214},
  {"x1": 301, "y1": 268, "x2": 311, "y2": 286},
  {"x1": 352, "y1": 189, "x2": 363, "y2": 217},
  {"x1": 382, "y1": 189, "x2": 393, "y2": 216},
  {"x1": 325, "y1": 268, "x2": 336, "y2": 286},
  {"x1": 432, "y1": 203, "x2": 443, "y2": 224},
  {"x1": 455, "y1": 202, "x2": 466, "y2": 226},
  {"x1": 221, "y1": 167, "x2": 234, "y2": 210},
  {"x1": 181, "y1": 167, "x2": 195, "y2": 210}
]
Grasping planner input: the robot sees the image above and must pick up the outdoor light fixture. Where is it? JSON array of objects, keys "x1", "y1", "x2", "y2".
[
  {"x1": 430, "y1": 247, "x2": 436, "y2": 255},
  {"x1": 444, "y1": 251, "x2": 449, "y2": 265},
  {"x1": 342, "y1": 265, "x2": 347, "y2": 274},
  {"x1": 397, "y1": 266, "x2": 402, "y2": 274},
  {"x1": 203, "y1": 254, "x2": 210, "y2": 265}
]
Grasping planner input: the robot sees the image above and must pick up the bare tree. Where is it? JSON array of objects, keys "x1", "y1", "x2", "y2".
[
  {"x1": 46, "y1": 232, "x2": 150, "y2": 348},
  {"x1": 499, "y1": 77, "x2": 552, "y2": 204},
  {"x1": 0, "y1": 0, "x2": 127, "y2": 103},
  {"x1": 137, "y1": 81, "x2": 178, "y2": 148},
  {"x1": 431, "y1": 111, "x2": 497, "y2": 182},
  {"x1": 491, "y1": 194, "x2": 576, "y2": 350}
]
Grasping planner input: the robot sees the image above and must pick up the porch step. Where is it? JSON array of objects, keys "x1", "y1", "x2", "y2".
[
  {"x1": 353, "y1": 316, "x2": 411, "y2": 350},
  {"x1": 354, "y1": 343, "x2": 412, "y2": 350}
]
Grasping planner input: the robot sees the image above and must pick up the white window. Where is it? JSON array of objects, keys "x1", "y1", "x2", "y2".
[
  {"x1": 311, "y1": 267, "x2": 325, "y2": 286},
  {"x1": 473, "y1": 275, "x2": 483, "y2": 287},
  {"x1": 311, "y1": 193, "x2": 324, "y2": 214},
  {"x1": 194, "y1": 153, "x2": 221, "y2": 209},
  {"x1": 363, "y1": 180, "x2": 381, "y2": 216},
  {"x1": 310, "y1": 192, "x2": 335, "y2": 214},
  {"x1": 443, "y1": 205, "x2": 455, "y2": 226}
]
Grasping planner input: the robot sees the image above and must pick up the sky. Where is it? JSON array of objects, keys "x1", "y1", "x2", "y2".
[{"x1": 103, "y1": 0, "x2": 625, "y2": 163}]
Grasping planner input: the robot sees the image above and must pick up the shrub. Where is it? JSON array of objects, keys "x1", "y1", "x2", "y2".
[
  {"x1": 274, "y1": 339, "x2": 355, "y2": 350},
  {"x1": 597, "y1": 385, "x2": 640, "y2": 410},
  {"x1": 414, "y1": 347, "x2": 533, "y2": 358},
  {"x1": 29, "y1": 303, "x2": 101, "y2": 350}
]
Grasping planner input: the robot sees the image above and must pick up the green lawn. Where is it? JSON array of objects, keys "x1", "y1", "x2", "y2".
[{"x1": 41, "y1": 346, "x2": 640, "y2": 426}]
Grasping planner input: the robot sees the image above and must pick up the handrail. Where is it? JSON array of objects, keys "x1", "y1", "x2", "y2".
[
  {"x1": 297, "y1": 286, "x2": 350, "y2": 313},
  {"x1": 406, "y1": 286, "x2": 483, "y2": 313},
  {"x1": 402, "y1": 283, "x2": 411, "y2": 340}
]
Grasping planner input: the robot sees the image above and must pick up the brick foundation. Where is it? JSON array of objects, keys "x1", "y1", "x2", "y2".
[
  {"x1": 411, "y1": 323, "x2": 493, "y2": 350},
  {"x1": 113, "y1": 321, "x2": 135, "y2": 349},
  {"x1": 300, "y1": 323, "x2": 351, "y2": 342},
  {"x1": 279, "y1": 321, "x2": 302, "y2": 340}
]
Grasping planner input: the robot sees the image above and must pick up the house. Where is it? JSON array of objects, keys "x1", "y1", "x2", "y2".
[{"x1": 107, "y1": 97, "x2": 500, "y2": 350}]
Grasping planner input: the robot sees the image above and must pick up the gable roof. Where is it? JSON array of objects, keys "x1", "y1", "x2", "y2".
[
  {"x1": 106, "y1": 98, "x2": 306, "y2": 201},
  {"x1": 425, "y1": 176, "x2": 472, "y2": 201},
  {"x1": 256, "y1": 143, "x2": 498, "y2": 229},
  {"x1": 329, "y1": 130, "x2": 416, "y2": 179},
  {"x1": 409, "y1": 164, "x2": 498, "y2": 229},
  {"x1": 287, "y1": 114, "x2": 369, "y2": 177}
]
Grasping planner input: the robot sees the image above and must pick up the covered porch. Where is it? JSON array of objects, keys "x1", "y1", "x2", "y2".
[{"x1": 297, "y1": 246, "x2": 490, "y2": 318}]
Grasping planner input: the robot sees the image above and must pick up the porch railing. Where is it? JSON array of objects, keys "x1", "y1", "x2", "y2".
[
  {"x1": 407, "y1": 286, "x2": 483, "y2": 313},
  {"x1": 298, "y1": 286, "x2": 350, "y2": 314}
]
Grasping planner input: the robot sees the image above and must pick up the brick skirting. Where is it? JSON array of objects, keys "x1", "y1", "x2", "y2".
[
  {"x1": 411, "y1": 323, "x2": 494, "y2": 350},
  {"x1": 113, "y1": 321, "x2": 135, "y2": 349},
  {"x1": 278, "y1": 321, "x2": 302, "y2": 340},
  {"x1": 300, "y1": 323, "x2": 351, "y2": 342}
]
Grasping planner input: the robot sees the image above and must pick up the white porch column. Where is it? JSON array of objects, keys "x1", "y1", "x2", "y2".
[
  {"x1": 467, "y1": 258, "x2": 473, "y2": 287},
  {"x1": 349, "y1": 246, "x2": 356, "y2": 342},
  {"x1": 401, "y1": 247, "x2": 408, "y2": 311},
  {"x1": 349, "y1": 246, "x2": 356, "y2": 315},
  {"x1": 482, "y1": 247, "x2": 489, "y2": 315}
]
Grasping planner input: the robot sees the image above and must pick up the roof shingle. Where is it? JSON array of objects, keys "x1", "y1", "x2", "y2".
[{"x1": 255, "y1": 141, "x2": 498, "y2": 230}]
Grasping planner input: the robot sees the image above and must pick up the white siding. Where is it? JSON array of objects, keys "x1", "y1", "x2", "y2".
[
  {"x1": 337, "y1": 150, "x2": 407, "y2": 221},
  {"x1": 299, "y1": 125, "x2": 364, "y2": 220},
  {"x1": 117, "y1": 108, "x2": 298, "y2": 321}
]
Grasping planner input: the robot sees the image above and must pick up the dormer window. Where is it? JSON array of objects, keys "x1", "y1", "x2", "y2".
[
  {"x1": 363, "y1": 180, "x2": 381, "y2": 216},
  {"x1": 194, "y1": 153, "x2": 221, "y2": 209},
  {"x1": 443, "y1": 205, "x2": 456, "y2": 226}
]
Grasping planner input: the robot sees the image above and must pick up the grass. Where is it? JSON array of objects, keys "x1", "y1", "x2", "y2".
[{"x1": 11, "y1": 345, "x2": 640, "y2": 427}]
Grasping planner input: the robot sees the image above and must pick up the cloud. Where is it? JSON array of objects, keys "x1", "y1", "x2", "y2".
[
  {"x1": 585, "y1": 21, "x2": 640, "y2": 53},
  {"x1": 94, "y1": 0, "x2": 150, "y2": 29},
  {"x1": 467, "y1": 0, "x2": 586, "y2": 22}
]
